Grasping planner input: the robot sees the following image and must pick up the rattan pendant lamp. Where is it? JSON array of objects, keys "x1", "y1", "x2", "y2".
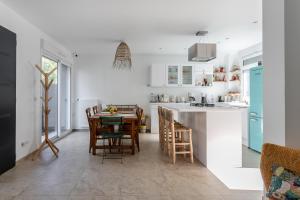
[{"x1": 113, "y1": 42, "x2": 132, "y2": 70}]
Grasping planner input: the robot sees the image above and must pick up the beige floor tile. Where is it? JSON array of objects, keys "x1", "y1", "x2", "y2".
[{"x1": 0, "y1": 132, "x2": 263, "y2": 200}]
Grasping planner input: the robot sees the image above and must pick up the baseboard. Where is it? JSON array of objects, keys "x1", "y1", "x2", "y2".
[
  {"x1": 242, "y1": 137, "x2": 249, "y2": 147},
  {"x1": 16, "y1": 131, "x2": 74, "y2": 164},
  {"x1": 73, "y1": 128, "x2": 89, "y2": 132}
]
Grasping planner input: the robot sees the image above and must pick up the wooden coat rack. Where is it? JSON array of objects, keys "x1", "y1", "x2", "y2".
[{"x1": 33, "y1": 64, "x2": 59, "y2": 159}]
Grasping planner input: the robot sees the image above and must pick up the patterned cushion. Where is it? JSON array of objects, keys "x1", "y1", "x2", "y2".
[{"x1": 267, "y1": 165, "x2": 300, "y2": 200}]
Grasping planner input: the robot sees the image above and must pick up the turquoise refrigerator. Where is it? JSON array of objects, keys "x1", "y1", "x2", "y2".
[{"x1": 249, "y1": 66, "x2": 263, "y2": 152}]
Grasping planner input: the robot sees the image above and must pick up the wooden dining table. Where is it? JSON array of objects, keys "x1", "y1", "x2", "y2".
[{"x1": 90, "y1": 112, "x2": 139, "y2": 155}]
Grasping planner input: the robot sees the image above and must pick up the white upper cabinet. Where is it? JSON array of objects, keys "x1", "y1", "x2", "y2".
[
  {"x1": 150, "y1": 63, "x2": 214, "y2": 87},
  {"x1": 150, "y1": 64, "x2": 166, "y2": 87},
  {"x1": 166, "y1": 64, "x2": 194, "y2": 87}
]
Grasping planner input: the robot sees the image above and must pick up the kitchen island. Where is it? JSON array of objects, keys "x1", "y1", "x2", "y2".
[
  {"x1": 165, "y1": 104, "x2": 263, "y2": 190},
  {"x1": 165, "y1": 104, "x2": 243, "y2": 169}
]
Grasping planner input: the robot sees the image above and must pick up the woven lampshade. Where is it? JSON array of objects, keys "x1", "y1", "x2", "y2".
[{"x1": 113, "y1": 42, "x2": 132, "y2": 70}]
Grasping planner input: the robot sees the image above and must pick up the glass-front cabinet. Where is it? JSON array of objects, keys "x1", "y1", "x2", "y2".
[
  {"x1": 167, "y1": 65, "x2": 179, "y2": 86},
  {"x1": 166, "y1": 65, "x2": 194, "y2": 86},
  {"x1": 181, "y1": 65, "x2": 193, "y2": 86}
]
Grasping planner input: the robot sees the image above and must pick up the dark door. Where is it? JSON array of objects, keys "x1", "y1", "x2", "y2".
[{"x1": 0, "y1": 26, "x2": 16, "y2": 174}]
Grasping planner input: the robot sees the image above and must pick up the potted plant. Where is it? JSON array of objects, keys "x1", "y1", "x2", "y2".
[{"x1": 139, "y1": 114, "x2": 148, "y2": 133}]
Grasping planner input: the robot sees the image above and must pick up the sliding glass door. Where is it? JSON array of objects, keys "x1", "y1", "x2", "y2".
[
  {"x1": 41, "y1": 56, "x2": 58, "y2": 139},
  {"x1": 41, "y1": 57, "x2": 71, "y2": 140}
]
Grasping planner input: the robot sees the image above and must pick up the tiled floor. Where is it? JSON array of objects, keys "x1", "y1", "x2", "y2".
[
  {"x1": 242, "y1": 145, "x2": 261, "y2": 168},
  {"x1": 0, "y1": 132, "x2": 263, "y2": 200}
]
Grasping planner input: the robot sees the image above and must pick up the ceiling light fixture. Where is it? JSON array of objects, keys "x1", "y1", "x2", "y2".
[
  {"x1": 113, "y1": 42, "x2": 132, "y2": 70},
  {"x1": 188, "y1": 31, "x2": 217, "y2": 62}
]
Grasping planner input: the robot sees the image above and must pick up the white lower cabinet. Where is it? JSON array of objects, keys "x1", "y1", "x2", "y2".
[{"x1": 150, "y1": 103, "x2": 190, "y2": 133}]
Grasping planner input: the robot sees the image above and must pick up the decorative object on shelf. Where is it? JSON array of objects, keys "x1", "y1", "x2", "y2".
[
  {"x1": 230, "y1": 65, "x2": 240, "y2": 73},
  {"x1": 213, "y1": 66, "x2": 227, "y2": 82},
  {"x1": 33, "y1": 64, "x2": 59, "y2": 160},
  {"x1": 113, "y1": 42, "x2": 132, "y2": 70},
  {"x1": 230, "y1": 74, "x2": 240, "y2": 81},
  {"x1": 195, "y1": 69, "x2": 213, "y2": 86},
  {"x1": 229, "y1": 65, "x2": 241, "y2": 81},
  {"x1": 225, "y1": 91, "x2": 241, "y2": 102}
]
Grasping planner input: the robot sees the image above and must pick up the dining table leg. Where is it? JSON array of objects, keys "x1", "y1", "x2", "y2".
[
  {"x1": 92, "y1": 119, "x2": 97, "y2": 155},
  {"x1": 131, "y1": 121, "x2": 135, "y2": 155}
]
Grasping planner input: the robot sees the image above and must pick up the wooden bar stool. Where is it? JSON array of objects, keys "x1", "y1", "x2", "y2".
[
  {"x1": 158, "y1": 106, "x2": 165, "y2": 150},
  {"x1": 165, "y1": 109, "x2": 194, "y2": 164}
]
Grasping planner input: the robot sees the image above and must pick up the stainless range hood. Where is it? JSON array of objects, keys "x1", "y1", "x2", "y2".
[{"x1": 188, "y1": 43, "x2": 216, "y2": 62}]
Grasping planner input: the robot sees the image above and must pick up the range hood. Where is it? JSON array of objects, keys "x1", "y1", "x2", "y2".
[{"x1": 188, "y1": 43, "x2": 216, "y2": 62}]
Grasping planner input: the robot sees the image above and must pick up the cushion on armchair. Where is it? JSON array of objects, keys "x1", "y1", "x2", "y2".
[{"x1": 267, "y1": 165, "x2": 300, "y2": 200}]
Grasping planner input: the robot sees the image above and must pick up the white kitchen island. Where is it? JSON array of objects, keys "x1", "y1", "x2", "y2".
[
  {"x1": 165, "y1": 104, "x2": 243, "y2": 169},
  {"x1": 165, "y1": 104, "x2": 263, "y2": 191}
]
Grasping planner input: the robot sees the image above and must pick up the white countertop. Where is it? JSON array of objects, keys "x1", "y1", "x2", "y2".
[
  {"x1": 164, "y1": 104, "x2": 245, "y2": 112},
  {"x1": 149, "y1": 102, "x2": 190, "y2": 105}
]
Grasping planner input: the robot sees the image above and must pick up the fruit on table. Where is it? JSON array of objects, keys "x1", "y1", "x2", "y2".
[{"x1": 106, "y1": 106, "x2": 117, "y2": 113}]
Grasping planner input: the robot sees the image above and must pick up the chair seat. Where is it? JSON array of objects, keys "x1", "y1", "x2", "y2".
[{"x1": 101, "y1": 132, "x2": 124, "y2": 139}]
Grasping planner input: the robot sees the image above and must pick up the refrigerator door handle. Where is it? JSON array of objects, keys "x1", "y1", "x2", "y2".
[
  {"x1": 250, "y1": 112, "x2": 257, "y2": 116},
  {"x1": 250, "y1": 118, "x2": 258, "y2": 122}
]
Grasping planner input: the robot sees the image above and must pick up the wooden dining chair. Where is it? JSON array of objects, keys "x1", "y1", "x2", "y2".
[
  {"x1": 260, "y1": 143, "x2": 300, "y2": 191},
  {"x1": 99, "y1": 116, "x2": 126, "y2": 163},
  {"x1": 109, "y1": 104, "x2": 137, "y2": 113},
  {"x1": 86, "y1": 108, "x2": 94, "y2": 153},
  {"x1": 92, "y1": 105, "x2": 100, "y2": 115},
  {"x1": 165, "y1": 108, "x2": 193, "y2": 164}
]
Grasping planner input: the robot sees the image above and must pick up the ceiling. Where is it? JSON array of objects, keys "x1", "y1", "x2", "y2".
[{"x1": 1, "y1": 0, "x2": 262, "y2": 55}]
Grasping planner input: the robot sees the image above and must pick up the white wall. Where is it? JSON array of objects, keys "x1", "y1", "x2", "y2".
[
  {"x1": 262, "y1": 0, "x2": 285, "y2": 146},
  {"x1": 73, "y1": 53, "x2": 229, "y2": 129},
  {"x1": 0, "y1": 2, "x2": 73, "y2": 160},
  {"x1": 285, "y1": 0, "x2": 300, "y2": 148}
]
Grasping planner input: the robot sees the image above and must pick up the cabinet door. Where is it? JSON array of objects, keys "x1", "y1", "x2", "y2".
[
  {"x1": 249, "y1": 117, "x2": 263, "y2": 152},
  {"x1": 181, "y1": 65, "x2": 194, "y2": 86},
  {"x1": 167, "y1": 65, "x2": 179, "y2": 86},
  {"x1": 150, "y1": 64, "x2": 166, "y2": 87}
]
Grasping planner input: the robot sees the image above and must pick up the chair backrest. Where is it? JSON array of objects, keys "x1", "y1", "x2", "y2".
[
  {"x1": 164, "y1": 108, "x2": 174, "y2": 132},
  {"x1": 85, "y1": 108, "x2": 93, "y2": 133},
  {"x1": 158, "y1": 106, "x2": 162, "y2": 129},
  {"x1": 108, "y1": 104, "x2": 137, "y2": 112},
  {"x1": 92, "y1": 105, "x2": 100, "y2": 115},
  {"x1": 260, "y1": 143, "x2": 300, "y2": 189},
  {"x1": 100, "y1": 116, "x2": 123, "y2": 126},
  {"x1": 85, "y1": 107, "x2": 93, "y2": 118}
]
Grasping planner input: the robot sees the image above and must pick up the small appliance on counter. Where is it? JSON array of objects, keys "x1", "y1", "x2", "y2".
[
  {"x1": 149, "y1": 93, "x2": 169, "y2": 103},
  {"x1": 191, "y1": 102, "x2": 215, "y2": 107},
  {"x1": 188, "y1": 92, "x2": 196, "y2": 102},
  {"x1": 169, "y1": 95, "x2": 176, "y2": 103}
]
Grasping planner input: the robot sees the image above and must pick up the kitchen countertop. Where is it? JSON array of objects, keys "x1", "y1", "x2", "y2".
[
  {"x1": 149, "y1": 102, "x2": 190, "y2": 105},
  {"x1": 164, "y1": 104, "x2": 246, "y2": 112}
]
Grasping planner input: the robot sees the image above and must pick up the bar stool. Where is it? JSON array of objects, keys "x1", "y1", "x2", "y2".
[
  {"x1": 158, "y1": 106, "x2": 165, "y2": 150},
  {"x1": 165, "y1": 109, "x2": 194, "y2": 164}
]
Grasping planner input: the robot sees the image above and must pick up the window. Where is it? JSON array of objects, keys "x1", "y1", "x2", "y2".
[
  {"x1": 242, "y1": 69, "x2": 250, "y2": 104},
  {"x1": 41, "y1": 56, "x2": 58, "y2": 139}
]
